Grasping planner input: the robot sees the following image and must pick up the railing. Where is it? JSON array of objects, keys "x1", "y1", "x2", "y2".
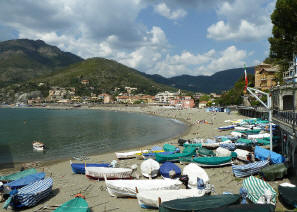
[
  {"x1": 237, "y1": 107, "x2": 268, "y2": 120},
  {"x1": 273, "y1": 110, "x2": 297, "y2": 126}
]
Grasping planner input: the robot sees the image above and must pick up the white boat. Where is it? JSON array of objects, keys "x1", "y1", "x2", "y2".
[
  {"x1": 115, "y1": 150, "x2": 148, "y2": 159},
  {"x1": 216, "y1": 147, "x2": 231, "y2": 157},
  {"x1": 234, "y1": 149, "x2": 251, "y2": 162},
  {"x1": 32, "y1": 141, "x2": 45, "y2": 151},
  {"x1": 105, "y1": 178, "x2": 182, "y2": 198},
  {"x1": 182, "y1": 163, "x2": 209, "y2": 189},
  {"x1": 85, "y1": 167, "x2": 133, "y2": 180},
  {"x1": 202, "y1": 139, "x2": 232, "y2": 148},
  {"x1": 248, "y1": 133, "x2": 270, "y2": 139},
  {"x1": 140, "y1": 159, "x2": 160, "y2": 178},
  {"x1": 137, "y1": 188, "x2": 205, "y2": 208}
]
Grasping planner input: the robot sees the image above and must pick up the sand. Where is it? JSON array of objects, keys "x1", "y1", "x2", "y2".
[{"x1": 0, "y1": 106, "x2": 290, "y2": 211}]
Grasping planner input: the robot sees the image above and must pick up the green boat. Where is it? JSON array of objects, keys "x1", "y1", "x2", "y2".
[
  {"x1": 236, "y1": 138, "x2": 253, "y2": 144},
  {"x1": 159, "y1": 194, "x2": 240, "y2": 212},
  {"x1": 193, "y1": 156, "x2": 232, "y2": 166},
  {"x1": 197, "y1": 147, "x2": 215, "y2": 157},
  {"x1": 183, "y1": 143, "x2": 202, "y2": 149},
  {"x1": 163, "y1": 144, "x2": 178, "y2": 152},
  {"x1": 0, "y1": 168, "x2": 37, "y2": 182},
  {"x1": 156, "y1": 147, "x2": 196, "y2": 163},
  {"x1": 54, "y1": 197, "x2": 90, "y2": 212},
  {"x1": 234, "y1": 129, "x2": 261, "y2": 134},
  {"x1": 261, "y1": 163, "x2": 288, "y2": 181}
]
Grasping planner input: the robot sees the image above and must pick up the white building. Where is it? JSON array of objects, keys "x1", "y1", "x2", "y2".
[{"x1": 155, "y1": 90, "x2": 180, "y2": 103}]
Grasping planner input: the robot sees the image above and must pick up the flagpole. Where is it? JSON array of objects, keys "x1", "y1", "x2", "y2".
[{"x1": 244, "y1": 64, "x2": 273, "y2": 151}]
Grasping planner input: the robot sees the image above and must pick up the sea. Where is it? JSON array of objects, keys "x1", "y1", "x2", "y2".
[{"x1": 0, "y1": 108, "x2": 187, "y2": 166}]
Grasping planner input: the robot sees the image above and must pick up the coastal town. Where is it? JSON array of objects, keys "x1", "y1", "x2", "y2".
[{"x1": 1, "y1": 0, "x2": 297, "y2": 212}]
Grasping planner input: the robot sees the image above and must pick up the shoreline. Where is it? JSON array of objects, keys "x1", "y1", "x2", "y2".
[{"x1": 0, "y1": 106, "x2": 290, "y2": 211}]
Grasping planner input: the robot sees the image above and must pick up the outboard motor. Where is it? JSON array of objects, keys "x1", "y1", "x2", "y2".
[
  {"x1": 197, "y1": 178, "x2": 205, "y2": 190},
  {"x1": 179, "y1": 175, "x2": 189, "y2": 189}
]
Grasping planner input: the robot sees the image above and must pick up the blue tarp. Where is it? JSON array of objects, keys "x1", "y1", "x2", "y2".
[
  {"x1": 254, "y1": 146, "x2": 285, "y2": 164},
  {"x1": 160, "y1": 162, "x2": 181, "y2": 178},
  {"x1": 4, "y1": 172, "x2": 45, "y2": 191}
]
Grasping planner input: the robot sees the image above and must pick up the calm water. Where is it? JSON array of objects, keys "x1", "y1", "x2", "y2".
[{"x1": 0, "y1": 108, "x2": 187, "y2": 165}]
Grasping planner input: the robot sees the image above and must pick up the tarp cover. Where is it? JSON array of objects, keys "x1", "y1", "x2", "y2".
[
  {"x1": 140, "y1": 159, "x2": 160, "y2": 178},
  {"x1": 193, "y1": 156, "x2": 232, "y2": 165},
  {"x1": 160, "y1": 162, "x2": 181, "y2": 179},
  {"x1": 197, "y1": 147, "x2": 215, "y2": 156},
  {"x1": 156, "y1": 147, "x2": 196, "y2": 163},
  {"x1": 0, "y1": 168, "x2": 37, "y2": 182},
  {"x1": 242, "y1": 176, "x2": 276, "y2": 204},
  {"x1": 261, "y1": 163, "x2": 287, "y2": 181},
  {"x1": 163, "y1": 144, "x2": 179, "y2": 152},
  {"x1": 278, "y1": 184, "x2": 297, "y2": 209},
  {"x1": 204, "y1": 204, "x2": 275, "y2": 212},
  {"x1": 54, "y1": 197, "x2": 90, "y2": 212},
  {"x1": 254, "y1": 146, "x2": 285, "y2": 164},
  {"x1": 159, "y1": 194, "x2": 240, "y2": 212},
  {"x1": 182, "y1": 163, "x2": 209, "y2": 188},
  {"x1": 4, "y1": 172, "x2": 45, "y2": 191}
]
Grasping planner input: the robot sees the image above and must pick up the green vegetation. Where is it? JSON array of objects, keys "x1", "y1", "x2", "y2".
[
  {"x1": 265, "y1": 0, "x2": 297, "y2": 81},
  {"x1": 38, "y1": 57, "x2": 176, "y2": 96},
  {"x1": 217, "y1": 74, "x2": 254, "y2": 106}
]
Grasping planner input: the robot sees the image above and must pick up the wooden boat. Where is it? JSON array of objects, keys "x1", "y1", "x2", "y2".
[
  {"x1": 155, "y1": 147, "x2": 196, "y2": 163},
  {"x1": 192, "y1": 156, "x2": 232, "y2": 167},
  {"x1": 115, "y1": 150, "x2": 148, "y2": 159},
  {"x1": 137, "y1": 189, "x2": 205, "y2": 209},
  {"x1": 242, "y1": 176, "x2": 276, "y2": 205},
  {"x1": 160, "y1": 162, "x2": 181, "y2": 179},
  {"x1": 85, "y1": 167, "x2": 133, "y2": 180},
  {"x1": 32, "y1": 141, "x2": 45, "y2": 151},
  {"x1": 159, "y1": 194, "x2": 241, "y2": 212},
  {"x1": 3, "y1": 178, "x2": 53, "y2": 209},
  {"x1": 0, "y1": 168, "x2": 37, "y2": 182},
  {"x1": 3, "y1": 172, "x2": 45, "y2": 193},
  {"x1": 105, "y1": 178, "x2": 182, "y2": 198},
  {"x1": 140, "y1": 159, "x2": 160, "y2": 178},
  {"x1": 218, "y1": 125, "x2": 235, "y2": 130},
  {"x1": 54, "y1": 197, "x2": 90, "y2": 212},
  {"x1": 261, "y1": 163, "x2": 288, "y2": 181},
  {"x1": 278, "y1": 183, "x2": 297, "y2": 209},
  {"x1": 232, "y1": 160, "x2": 269, "y2": 178},
  {"x1": 182, "y1": 163, "x2": 209, "y2": 188},
  {"x1": 70, "y1": 161, "x2": 110, "y2": 174}
]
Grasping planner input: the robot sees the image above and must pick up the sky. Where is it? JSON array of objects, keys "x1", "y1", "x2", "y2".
[{"x1": 0, "y1": 0, "x2": 276, "y2": 77}]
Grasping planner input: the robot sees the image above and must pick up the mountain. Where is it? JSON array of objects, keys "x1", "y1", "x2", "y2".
[
  {"x1": 39, "y1": 57, "x2": 175, "y2": 95},
  {"x1": 143, "y1": 67, "x2": 255, "y2": 93},
  {"x1": 0, "y1": 39, "x2": 83, "y2": 87}
]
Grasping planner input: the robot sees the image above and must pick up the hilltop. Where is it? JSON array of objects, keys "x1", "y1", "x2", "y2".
[{"x1": 0, "y1": 39, "x2": 83, "y2": 87}]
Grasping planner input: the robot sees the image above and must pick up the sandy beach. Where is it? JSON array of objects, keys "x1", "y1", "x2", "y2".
[{"x1": 0, "y1": 106, "x2": 289, "y2": 211}]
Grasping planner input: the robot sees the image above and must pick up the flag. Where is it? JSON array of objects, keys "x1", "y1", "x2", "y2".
[{"x1": 244, "y1": 64, "x2": 248, "y2": 93}]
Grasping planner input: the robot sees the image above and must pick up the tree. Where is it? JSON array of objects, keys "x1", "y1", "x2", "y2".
[{"x1": 268, "y1": 0, "x2": 297, "y2": 63}]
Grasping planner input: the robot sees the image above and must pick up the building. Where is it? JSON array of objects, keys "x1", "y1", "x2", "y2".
[
  {"x1": 169, "y1": 96, "x2": 195, "y2": 109},
  {"x1": 255, "y1": 63, "x2": 279, "y2": 90},
  {"x1": 155, "y1": 90, "x2": 180, "y2": 104},
  {"x1": 198, "y1": 101, "x2": 208, "y2": 109},
  {"x1": 270, "y1": 55, "x2": 297, "y2": 176},
  {"x1": 81, "y1": 80, "x2": 89, "y2": 85}
]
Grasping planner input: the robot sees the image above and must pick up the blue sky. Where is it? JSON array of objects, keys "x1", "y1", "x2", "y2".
[{"x1": 0, "y1": 0, "x2": 276, "y2": 77}]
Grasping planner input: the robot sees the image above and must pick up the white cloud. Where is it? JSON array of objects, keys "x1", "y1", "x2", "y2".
[
  {"x1": 154, "y1": 3, "x2": 187, "y2": 20},
  {"x1": 207, "y1": 0, "x2": 276, "y2": 41}
]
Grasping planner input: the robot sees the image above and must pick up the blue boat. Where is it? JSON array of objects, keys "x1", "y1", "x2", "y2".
[
  {"x1": 218, "y1": 125, "x2": 235, "y2": 130},
  {"x1": 232, "y1": 160, "x2": 270, "y2": 178},
  {"x1": 70, "y1": 161, "x2": 111, "y2": 174},
  {"x1": 160, "y1": 162, "x2": 181, "y2": 178},
  {"x1": 3, "y1": 172, "x2": 45, "y2": 192},
  {"x1": 3, "y1": 178, "x2": 53, "y2": 209}
]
